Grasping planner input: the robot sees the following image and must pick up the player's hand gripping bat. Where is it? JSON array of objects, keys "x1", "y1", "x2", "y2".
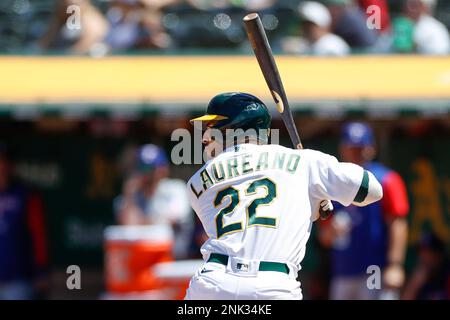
[{"x1": 243, "y1": 13, "x2": 332, "y2": 220}]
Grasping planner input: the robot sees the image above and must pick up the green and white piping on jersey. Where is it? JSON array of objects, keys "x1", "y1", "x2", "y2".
[{"x1": 353, "y1": 170, "x2": 370, "y2": 203}]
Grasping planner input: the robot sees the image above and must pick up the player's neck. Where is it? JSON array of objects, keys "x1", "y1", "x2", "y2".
[
  {"x1": 224, "y1": 138, "x2": 262, "y2": 151},
  {"x1": 235, "y1": 136, "x2": 261, "y2": 146}
]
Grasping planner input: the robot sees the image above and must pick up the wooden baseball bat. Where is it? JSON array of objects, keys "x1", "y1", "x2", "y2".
[
  {"x1": 243, "y1": 12, "x2": 303, "y2": 150},
  {"x1": 244, "y1": 13, "x2": 333, "y2": 220}
]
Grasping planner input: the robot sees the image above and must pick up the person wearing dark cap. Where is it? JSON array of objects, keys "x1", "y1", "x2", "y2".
[
  {"x1": 325, "y1": 0, "x2": 378, "y2": 50},
  {"x1": 114, "y1": 144, "x2": 192, "y2": 259},
  {"x1": 319, "y1": 122, "x2": 410, "y2": 299},
  {"x1": 184, "y1": 94, "x2": 383, "y2": 300}
]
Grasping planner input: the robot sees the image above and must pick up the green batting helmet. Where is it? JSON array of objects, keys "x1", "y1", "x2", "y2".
[{"x1": 190, "y1": 92, "x2": 271, "y2": 133}]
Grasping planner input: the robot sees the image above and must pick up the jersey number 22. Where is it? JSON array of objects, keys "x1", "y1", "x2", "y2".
[{"x1": 213, "y1": 177, "x2": 277, "y2": 238}]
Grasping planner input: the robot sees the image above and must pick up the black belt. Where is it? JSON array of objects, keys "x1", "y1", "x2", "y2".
[{"x1": 207, "y1": 253, "x2": 289, "y2": 274}]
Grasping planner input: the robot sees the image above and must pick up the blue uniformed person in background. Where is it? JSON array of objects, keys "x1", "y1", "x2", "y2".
[
  {"x1": 320, "y1": 122, "x2": 410, "y2": 299},
  {"x1": 0, "y1": 145, "x2": 49, "y2": 300}
]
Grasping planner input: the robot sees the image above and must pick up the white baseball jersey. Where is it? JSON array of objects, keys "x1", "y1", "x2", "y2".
[{"x1": 187, "y1": 143, "x2": 366, "y2": 272}]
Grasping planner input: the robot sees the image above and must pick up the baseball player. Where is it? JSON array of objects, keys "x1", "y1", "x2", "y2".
[
  {"x1": 319, "y1": 122, "x2": 409, "y2": 300},
  {"x1": 184, "y1": 93, "x2": 383, "y2": 300}
]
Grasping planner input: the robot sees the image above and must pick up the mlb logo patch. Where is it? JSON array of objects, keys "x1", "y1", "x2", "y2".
[{"x1": 237, "y1": 263, "x2": 249, "y2": 272}]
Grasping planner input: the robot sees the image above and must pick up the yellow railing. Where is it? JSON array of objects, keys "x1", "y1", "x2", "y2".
[{"x1": 1, "y1": 56, "x2": 449, "y2": 103}]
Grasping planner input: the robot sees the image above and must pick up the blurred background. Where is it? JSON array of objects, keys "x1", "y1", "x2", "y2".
[{"x1": 0, "y1": 0, "x2": 449, "y2": 300}]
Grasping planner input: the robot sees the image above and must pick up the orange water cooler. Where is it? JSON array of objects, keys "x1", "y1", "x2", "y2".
[{"x1": 104, "y1": 225, "x2": 174, "y2": 294}]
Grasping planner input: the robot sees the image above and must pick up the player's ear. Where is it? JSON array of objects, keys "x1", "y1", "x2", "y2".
[{"x1": 363, "y1": 146, "x2": 376, "y2": 161}]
